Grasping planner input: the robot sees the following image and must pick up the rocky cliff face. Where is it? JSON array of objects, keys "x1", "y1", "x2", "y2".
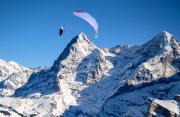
[{"x1": 0, "y1": 31, "x2": 179, "y2": 117}]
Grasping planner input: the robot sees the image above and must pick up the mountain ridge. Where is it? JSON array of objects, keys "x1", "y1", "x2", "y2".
[{"x1": 0, "y1": 31, "x2": 179, "y2": 117}]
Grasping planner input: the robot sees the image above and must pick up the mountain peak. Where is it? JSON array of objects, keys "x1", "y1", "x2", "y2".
[
  {"x1": 51, "y1": 33, "x2": 97, "y2": 72},
  {"x1": 162, "y1": 31, "x2": 172, "y2": 36},
  {"x1": 154, "y1": 31, "x2": 174, "y2": 44},
  {"x1": 76, "y1": 32, "x2": 96, "y2": 46},
  {"x1": 141, "y1": 31, "x2": 177, "y2": 48},
  {"x1": 136, "y1": 31, "x2": 180, "y2": 61},
  {"x1": 65, "y1": 32, "x2": 96, "y2": 49},
  {"x1": 78, "y1": 32, "x2": 86, "y2": 38}
]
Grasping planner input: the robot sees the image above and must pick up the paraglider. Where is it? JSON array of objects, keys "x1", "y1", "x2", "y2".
[
  {"x1": 59, "y1": 27, "x2": 64, "y2": 36},
  {"x1": 73, "y1": 10, "x2": 99, "y2": 37}
]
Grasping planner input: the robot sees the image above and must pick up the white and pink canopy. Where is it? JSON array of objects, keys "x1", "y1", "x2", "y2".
[{"x1": 73, "y1": 10, "x2": 99, "y2": 36}]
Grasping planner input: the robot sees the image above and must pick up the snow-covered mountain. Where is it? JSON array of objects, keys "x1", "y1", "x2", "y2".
[
  {"x1": 0, "y1": 31, "x2": 179, "y2": 117},
  {"x1": 0, "y1": 59, "x2": 33, "y2": 96}
]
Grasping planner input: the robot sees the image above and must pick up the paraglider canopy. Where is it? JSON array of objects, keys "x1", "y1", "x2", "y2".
[
  {"x1": 59, "y1": 27, "x2": 64, "y2": 36},
  {"x1": 73, "y1": 10, "x2": 99, "y2": 37}
]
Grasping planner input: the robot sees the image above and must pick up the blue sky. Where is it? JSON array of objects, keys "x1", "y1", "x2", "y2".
[{"x1": 0, "y1": 0, "x2": 180, "y2": 68}]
